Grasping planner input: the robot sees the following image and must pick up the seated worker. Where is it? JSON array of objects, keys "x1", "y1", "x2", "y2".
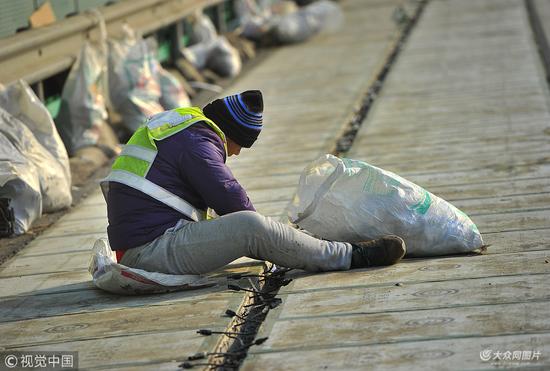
[{"x1": 102, "y1": 90, "x2": 406, "y2": 274}]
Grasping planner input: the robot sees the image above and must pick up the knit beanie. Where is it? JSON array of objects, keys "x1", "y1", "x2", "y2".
[{"x1": 203, "y1": 90, "x2": 263, "y2": 148}]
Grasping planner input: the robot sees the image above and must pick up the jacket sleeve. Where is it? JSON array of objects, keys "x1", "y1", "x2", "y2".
[{"x1": 180, "y1": 135, "x2": 256, "y2": 215}]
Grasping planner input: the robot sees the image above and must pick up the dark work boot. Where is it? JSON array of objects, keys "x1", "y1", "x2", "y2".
[{"x1": 350, "y1": 236, "x2": 406, "y2": 269}]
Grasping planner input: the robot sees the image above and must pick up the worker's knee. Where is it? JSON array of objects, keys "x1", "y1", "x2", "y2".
[{"x1": 234, "y1": 210, "x2": 270, "y2": 234}]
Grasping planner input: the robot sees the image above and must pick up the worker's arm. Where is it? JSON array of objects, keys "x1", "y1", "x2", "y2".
[{"x1": 180, "y1": 134, "x2": 256, "y2": 215}]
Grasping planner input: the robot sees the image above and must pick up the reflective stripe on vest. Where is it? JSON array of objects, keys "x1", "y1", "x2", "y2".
[
  {"x1": 101, "y1": 107, "x2": 227, "y2": 222},
  {"x1": 120, "y1": 144, "x2": 157, "y2": 163},
  {"x1": 102, "y1": 170, "x2": 206, "y2": 221}
]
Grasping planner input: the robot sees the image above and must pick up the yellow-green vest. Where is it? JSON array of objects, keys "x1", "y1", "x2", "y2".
[{"x1": 101, "y1": 107, "x2": 227, "y2": 222}]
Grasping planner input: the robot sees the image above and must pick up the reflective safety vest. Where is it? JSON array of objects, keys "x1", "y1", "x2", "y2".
[{"x1": 101, "y1": 107, "x2": 227, "y2": 222}]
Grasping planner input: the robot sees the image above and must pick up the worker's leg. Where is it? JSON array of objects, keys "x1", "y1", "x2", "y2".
[{"x1": 120, "y1": 210, "x2": 352, "y2": 275}]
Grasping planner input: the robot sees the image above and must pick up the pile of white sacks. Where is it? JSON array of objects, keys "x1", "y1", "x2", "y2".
[
  {"x1": 181, "y1": 11, "x2": 243, "y2": 78},
  {"x1": 0, "y1": 81, "x2": 72, "y2": 234},
  {"x1": 236, "y1": 0, "x2": 343, "y2": 44},
  {"x1": 1, "y1": 23, "x2": 192, "y2": 235}
]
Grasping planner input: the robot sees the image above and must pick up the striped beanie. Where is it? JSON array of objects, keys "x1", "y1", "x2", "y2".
[{"x1": 203, "y1": 90, "x2": 263, "y2": 148}]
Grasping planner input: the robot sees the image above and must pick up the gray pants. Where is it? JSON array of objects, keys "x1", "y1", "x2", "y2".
[{"x1": 120, "y1": 210, "x2": 352, "y2": 274}]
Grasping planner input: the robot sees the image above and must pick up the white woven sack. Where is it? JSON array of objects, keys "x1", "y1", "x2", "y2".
[
  {"x1": 0, "y1": 130, "x2": 42, "y2": 234},
  {"x1": 288, "y1": 154, "x2": 484, "y2": 257},
  {"x1": 0, "y1": 90, "x2": 72, "y2": 213},
  {"x1": 108, "y1": 26, "x2": 163, "y2": 132},
  {"x1": 89, "y1": 238, "x2": 215, "y2": 295}
]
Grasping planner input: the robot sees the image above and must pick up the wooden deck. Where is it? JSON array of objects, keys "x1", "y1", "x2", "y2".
[
  {"x1": 242, "y1": 0, "x2": 550, "y2": 370},
  {"x1": 2, "y1": 0, "x2": 549, "y2": 369},
  {"x1": 0, "y1": 0, "x2": 406, "y2": 369}
]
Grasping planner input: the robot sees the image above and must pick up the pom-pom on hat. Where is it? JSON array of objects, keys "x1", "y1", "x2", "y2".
[{"x1": 203, "y1": 90, "x2": 263, "y2": 148}]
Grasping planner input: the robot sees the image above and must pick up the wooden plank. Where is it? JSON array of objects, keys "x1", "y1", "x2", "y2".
[
  {"x1": 105, "y1": 362, "x2": 182, "y2": 371},
  {"x1": 242, "y1": 333, "x2": 550, "y2": 370},
  {"x1": 76, "y1": 190, "x2": 105, "y2": 207},
  {"x1": 275, "y1": 273, "x2": 550, "y2": 319},
  {"x1": 13, "y1": 330, "x2": 218, "y2": 369},
  {"x1": 383, "y1": 64, "x2": 542, "y2": 86},
  {"x1": 34, "y1": 218, "x2": 107, "y2": 239},
  {"x1": 232, "y1": 161, "x2": 311, "y2": 179},
  {"x1": 13, "y1": 240, "x2": 265, "y2": 279},
  {"x1": 534, "y1": 0, "x2": 550, "y2": 52},
  {"x1": 382, "y1": 54, "x2": 537, "y2": 78},
  {"x1": 254, "y1": 301, "x2": 550, "y2": 352},
  {"x1": 0, "y1": 251, "x2": 89, "y2": 277},
  {"x1": 358, "y1": 137, "x2": 550, "y2": 165},
  {"x1": 0, "y1": 262, "x2": 259, "y2": 298},
  {"x1": 384, "y1": 76, "x2": 543, "y2": 96},
  {"x1": 12, "y1": 234, "x2": 98, "y2": 257},
  {"x1": 238, "y1": 146, "x2": 326, "y2": 162},
  {"x1": 246, "y1": 139, "x2": 334, "y2": 156},
  {"x1": 264, "y1": 211, "x2": 287, "y2": 221},
  {"x1": 58, "y1": 203, "x2": 106, "y2": 220},
  {"x1": 0, "y1": 285, "x2": 230, "y2": 323},
  {"x1": 356, "y1": 116, "x2": 549, "y2": 139},
  {"x1": 230, "y1": 154, "x2": 319, "y2": 171},
  {"x1": 0, "y1": 264, "x2": 260, "y2": 321},
  {"x1": 361, "y1": 98, "x2": 548, "y2": 127},
  {"x1": 360, "y1": 128, "x2": 550, "y2": 155},
  {"x1": 282, "y1": 250, "x2": 550, "y2": 292},
  {"x1": 362, "y1": 92, "x2": 548, "y2": 118},
  {"x1": 474, "y1": 209, "x2": 550, "y2": 233},
  {"x1": 0, "y1": 270, "x2": 92, "y2": 298},
  {"x1": 348, "y1": 151, "x2": 550, "y2": 177},
  {"x1": 428, "y1": 177, "x2": 550, "y2": 201},
  {"x1": 247, "y1": 186, "x2": 297, "y2": 204},
  {"x1": 451, "y1": 192, "x2": 550, "y2": 216},
  {"x1": 365, "y1": 145, "x2": 550, "y2": 170},
  {"x1": 0, "y1": 294, "x2": 235, "y2": 348},
  {"x1": 230, "y1": 149, "x2": 325, "y2": 167},
  {"x1": 239, "y1": 173, "x2": 301, "y2": 191},
  {"x1": 356, "y1": 94, "x2": 549, "y2": 126},
  {"x1": 254, "y1": 85, "x2": 365, "y2": 102},
  {"x1": 250, "y1": 131, "x2": 336, "y2": 147},
  {"x1": 402, "y1": 163, "x2": 550, "y2": 189},
  {"x1": 255, "y1": 201, "x2": 291, "y2": 218},
  {"x1": 482, "y1": 228, "x2": 550, "y2": 254},
  {"x1": 377, "y1": 153, "x2": 550, "y2": 177}
]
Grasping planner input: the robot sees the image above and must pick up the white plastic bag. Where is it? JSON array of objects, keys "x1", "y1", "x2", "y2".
[
  {"x1": 108, "y1": 26, "x2": 163, "y2": 132},
  {"x1": 274, "y1": 0, "x2": 343, "y2": 44},
  {"x1": 0, "y1": 81, "x2": 71, "y2": 170},
  {"x1": 189, "y1": 10, "x2": 218, "y2": 45},
  {"x1": 56, "y1": 42, "x2": 109, "y2": 155},
  {"x1": 0, "y1": 130, "x2": 42, "y2": 235},
  {"x1": 235, "y1": 0, "x2": 275, "y2": 40},
  {"x1": 89, "y1": 238, "x2": 215, "y2": 295},
  {"x1": 182, "y1": 13, "x2": 242, "y2": 77},
  {"x1": 144, "y1": 38, "x2": 191, "y2": 110},
  {"x1": 158, "y1": 67, "x2": 191, "y2": 109},
  {"x1": 0, "y1": 82, "x2": 72, "y2": 212},
  {"x1": 182, "y1": 41, "x2": 216, "y2": 70},
  {"x1": 207, "y1": 37, "x2": 242, "y2": 78},
  {"x1": 288, "y1": 155, "x2": 484, "y2": 257}
]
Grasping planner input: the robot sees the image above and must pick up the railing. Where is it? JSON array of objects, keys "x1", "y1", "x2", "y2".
[{"x1": 0, "y1": 0, "x2": 226, "y2": 89}]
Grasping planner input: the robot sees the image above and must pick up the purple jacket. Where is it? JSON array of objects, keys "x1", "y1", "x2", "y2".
[{"x1": 106, "y1": 122, "x2": 255, "y2": 250}]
